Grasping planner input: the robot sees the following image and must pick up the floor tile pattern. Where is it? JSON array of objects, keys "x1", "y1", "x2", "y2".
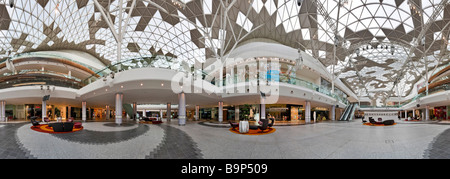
[
  {"x1": 50, "y1": 123, "x2": 150, "y2": 145},
  {"x1": 0, "y1": 123, "x2": 35, "y2": 159},
  {"x1": 424, "y1": 128, "x2": 450, "y2": 159},
  {"x1": 2, "y1": 120, "x2": 450, "y2": 159},
  {"x1": 146, "y1": 124, "x2": 203, "y2": 159}
]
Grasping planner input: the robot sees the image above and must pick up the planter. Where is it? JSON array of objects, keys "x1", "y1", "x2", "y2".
[{"x1": 239, "y1": 121, "x2": 249, "y2": 134}]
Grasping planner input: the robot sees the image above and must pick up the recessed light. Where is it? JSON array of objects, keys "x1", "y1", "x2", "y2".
[
  {"x1": 121, "y1": 85, "x2": 123, "y2": 88},
  {"x1": 140, "y1": 83, "x2": 143, "y2": 86},
  {"x1": 161, "y1": 83, "x2": 164, "y2": 87}
]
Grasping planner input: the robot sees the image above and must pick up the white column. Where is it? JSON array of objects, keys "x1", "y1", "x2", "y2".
[
  {"x1": 82, "y1": 102, "x2": 87, "y2": 121},
  {"x1": 133, "y1": 102, "x2": 137, "y2": 121},
  {"x1": 1, "y1": 101, "x2": 5, "y2": 122},
  {"x1": 218, "y1": 101, "x2": 223, "y2": 123},
  {"x1": 167, "y1": 103, "x2": 171, "y2": 122},
  {"x1": 42, "y1": 100, "x2": 47, "y2": 122},
  {"x1": 235, "y1": 106, "x2": 239, "y2": 121},
  {"x1": 178, "y1": 93, "x2": 186, "y2": 126},
  {"x1": 106, "y1": 105, "x2": 110, "y2": 120},
  {"x1": 331, "y1": 105, "x2": 336, "y2": 121},
  {"x1": 305, "y1": 101, "x2": 311, "y2": 124},
  {"x1": 413, "y1": 109, "x2": 416, "y2": 119},
  {"x1": 195, "y1": 105, "x2": 200, "y2": 121},
  {"x1": 405, "y1": 110, "x2": 407, "y2": 119},
  {"x1": 115, "y1": 93, "x2": 123, "y2": 125},
  {"x1": 260, "y1": 97, "x2": 266, "y2": 120},
  {"x1": 143, "y1": 109, "x2": 147, "y2": 117},
  {"x1": 159, "y1": 109, "x2": 163, "y2": 121},
  {"x1": 68, "y1": 105, "x2": 71, "y2": 119},
  {"x1": 0, "y1": 101, "x2": 3, "y2": 122},
  {"x1": 425, "y1": 106, "x2": 430, "y2": 121}
]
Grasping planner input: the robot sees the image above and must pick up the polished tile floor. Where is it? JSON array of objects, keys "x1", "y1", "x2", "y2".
[{"x1": 1, "y1": 119, "x2": 450, "y2": 159}]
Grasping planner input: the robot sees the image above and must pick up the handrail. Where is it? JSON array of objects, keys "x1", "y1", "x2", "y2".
[
  {"x1": 1, "y1": 52, "x2": 101, "y2": 73},
  {"x1": 80, "y1": 56, "x2": 350, "y2": 105},
  {"x1": 81, "y1": 55, "x2": 179, "y2": 85},
  {"x1": 429, "y1": 62, "x2": 450, "y2": 83}
]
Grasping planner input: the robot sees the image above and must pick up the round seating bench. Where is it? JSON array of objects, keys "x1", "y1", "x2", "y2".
[{"x1": 74, "y1": 122, "x2": 82, "y2": 129}]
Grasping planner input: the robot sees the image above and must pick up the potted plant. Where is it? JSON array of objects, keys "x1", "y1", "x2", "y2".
[{"x1": 239, "y1": 104, "x2": 251, "y2": 134}]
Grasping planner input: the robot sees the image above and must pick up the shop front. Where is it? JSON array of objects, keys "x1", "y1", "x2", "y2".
[
  {"x1": 312, "y1": 107, "x2": 329, "y2": 122},
  {"x1": 431, "y1": 106, "x2": 447, "y2": 120},
  {"x1": 266, "y1": 104, "x2": 305, "y2": 125}
]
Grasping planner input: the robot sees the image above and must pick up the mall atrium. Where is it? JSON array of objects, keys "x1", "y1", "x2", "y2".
[{"x1": 0, "y1": 0, "x2": 450, "y2": 159}]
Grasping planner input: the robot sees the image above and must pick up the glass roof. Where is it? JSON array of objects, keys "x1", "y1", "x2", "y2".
[{"x1": 0, "y1": 0, "x2": 449, "y2": 103}]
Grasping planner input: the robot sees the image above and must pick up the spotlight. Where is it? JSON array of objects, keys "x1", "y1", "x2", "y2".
[
  {"x1": 9, "y1": 0, "x2": 14, "y2": 8},
  {"x1": 297, "y1": 0, "x2": 303, "y2": 6},
  {"x1": 110, "y1": 72, "x2": 115, "y2": 79}
]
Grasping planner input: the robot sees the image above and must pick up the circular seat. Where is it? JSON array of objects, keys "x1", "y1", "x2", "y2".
[{"x1": 74, "y1": 122, "x2": 82, "y2": 129}]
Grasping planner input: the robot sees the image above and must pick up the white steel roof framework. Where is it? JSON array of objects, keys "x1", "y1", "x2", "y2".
[{"x1": 0, "y1": 0, "x2": 449, "y2": 103}]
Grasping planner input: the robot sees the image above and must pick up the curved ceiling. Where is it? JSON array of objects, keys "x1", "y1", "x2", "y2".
[{"x1": 0, "y1": 0, "x2": 450, "y2": 104}]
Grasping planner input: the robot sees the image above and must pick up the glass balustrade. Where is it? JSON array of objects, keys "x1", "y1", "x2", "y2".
[{"x1": 80, "y1": 57, "x2": 350, "y2": 105}]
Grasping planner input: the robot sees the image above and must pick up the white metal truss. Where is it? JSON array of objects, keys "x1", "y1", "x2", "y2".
[{"x1": 0, "y1": 0, "x2": 450, "y2": 103}]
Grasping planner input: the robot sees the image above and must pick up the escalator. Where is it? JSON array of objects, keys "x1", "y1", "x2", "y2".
[
  {"x1": 348, "y1": 103, "x2": 359, "y2": 121},
  {"x1": 339, "y1": 103, "x2": 358, "y2": 121},
  {"x1": 339, "y1": 104, "x2": 351, "y2": 121},
  {"x1": 123, "y1": 104, "x2": 135, "y2": 119}
]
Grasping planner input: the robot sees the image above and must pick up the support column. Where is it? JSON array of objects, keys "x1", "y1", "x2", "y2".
[
  {"x1": 261, "y1": 97, "x2": 266, "y2": 120},
  {"x1": 115, "y1": 93, "x2": 123, "y2": 125},
  {"x1": 132, "y1": 102, "x2": 137, "y2": 121},
  {"x1": 178, "y1": 93, "x2": 186, "y2": 126},
  {"x1": 82, "y1": 101, "x2": 87, "y2": 122},
  {"x1": 106, "y1": 105, "x2": 110, "y2": 120},
  {"x1": 159, "y1": 109, "x2": 163, "y2": 121},
  {"x1": 42, "y1": 100, "x2": 47, "y2": 122},
  {"x1": 0, "y1": 101, "x2": 2, "y2": 122},
  {"x1": 0, "y1": 101, "x2": 5, "y2": 122},
  {"x1": 167, "y1": 103, "x2": 171, "y2": 122},
  {"x1": 51, "y1": 105, "x2": 55, "y2": 120},
  {"x1": 195, "y1": 105, "x2": 200, "y2": 121},
  {"x1": 235, "y1": 105, "x2": 239, "y2": 121},
  {"x1": 218, "y1": 101, "x2": 223, "y2": 123},
  {"x1": 143, "y1": 109, "x2": 147, "y2": 117},
  {"x1": 88, "y1": 108, "x2": 91, "y2": 120},
  {"x1": 305, "y1": 101, "x2": 311, "y2": 124},
  {"x1": 331, "y1": 105, "x2": 336, "y2": 121},
  {"x1": 425, "y1": 106, "x2": 430, "y2": 121},
  {"x1": 413, "y1": 109, "x2": 416, "y2": 119},
  {"x1": 68, "y1": 106, "x2": 71, "y2": 119},
  {"x1": 1, "y1": 101, "x2": 5, "y2": 122},
  {"x1": 405, "y1": 110, "x2": 408, "y2": 119}
]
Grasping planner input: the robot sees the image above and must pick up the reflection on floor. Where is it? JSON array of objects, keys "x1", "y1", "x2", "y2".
[{"x1": 1, "y1": 119, "x2": 450, "y2": 159}]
